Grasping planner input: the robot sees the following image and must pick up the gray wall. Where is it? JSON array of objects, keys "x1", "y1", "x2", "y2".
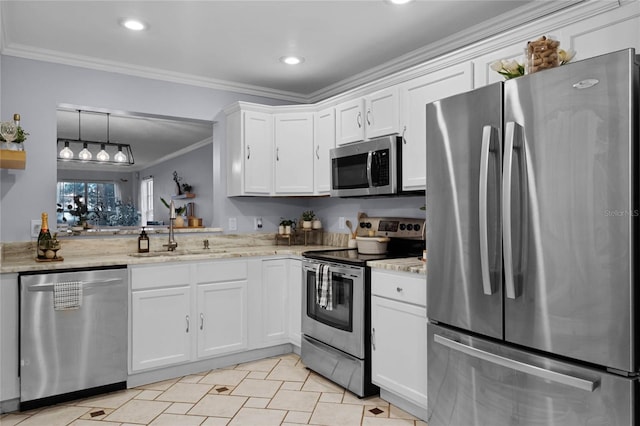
[{"x1": 1, "y1": 55, "x2": 426, "y2": 242}]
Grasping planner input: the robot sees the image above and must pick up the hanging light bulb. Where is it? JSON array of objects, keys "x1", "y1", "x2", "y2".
[
  {"x1": 59, "y1": 141, "x2": 74, "y2": 159},
  {"x1": 97, "y1": 143, "x2": 110, "y2": 161},
  {"x1": 78, "y1": 142, "x2": 92, "y2": 160},
  {"x1": 114, "y1": 145, "x2": 127, "y2": 163}
]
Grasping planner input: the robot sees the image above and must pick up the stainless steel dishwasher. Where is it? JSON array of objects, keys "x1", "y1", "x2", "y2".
[{"x1": 19, "y1": 266, "x2": 128, "y2": 410}]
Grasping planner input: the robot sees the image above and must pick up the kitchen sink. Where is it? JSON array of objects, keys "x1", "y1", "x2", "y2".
[{"x1": 128, "y1": 248, "x2": 227, "y2": 258}]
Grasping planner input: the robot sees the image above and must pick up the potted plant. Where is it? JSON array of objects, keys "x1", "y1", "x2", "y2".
[
  {"x1": 279, "y1": 218, "x2": 295, "y2": 235},
  {"x1": 301, "y1": 210, "x2": 315, "y2": 229},
  {"x1": 160, "y1": 197, "x2": 186, "y2": 227}
]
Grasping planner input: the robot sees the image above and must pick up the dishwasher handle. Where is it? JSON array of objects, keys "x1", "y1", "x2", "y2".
[{"x1": 25, "y1": 277, "x2": 123, "y2": 292}]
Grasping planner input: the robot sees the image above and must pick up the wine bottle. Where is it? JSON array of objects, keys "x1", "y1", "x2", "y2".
[{"x1": 36, "y1": 212, "x2": 52, "y2": 259}]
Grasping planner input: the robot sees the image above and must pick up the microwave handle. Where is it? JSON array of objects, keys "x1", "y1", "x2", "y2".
[{"x1": 366, "y1": 151, "x2": 373, "y2": 187}]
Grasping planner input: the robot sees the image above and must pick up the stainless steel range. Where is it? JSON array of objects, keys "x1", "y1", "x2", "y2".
[{"x1": 301, "y1": 217, "x2": 424, "y2": 397}]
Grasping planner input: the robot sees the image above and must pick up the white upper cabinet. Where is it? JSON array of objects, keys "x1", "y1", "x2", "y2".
[
  {"x1": 400, "y1": 62, "x2": 473, "y2": 191},
  {"x1": 226, "y1": 106, "x2": 273, "y2": 196},
  {"x1": 335, "y1": 86, "x2": 400, "y2": 145},
  {"x1": 274, "y1": 112, "x2": 314, "y2": 195},
  {"x1": 314, "y1": 107, "x2": 335, "y2": 195}
]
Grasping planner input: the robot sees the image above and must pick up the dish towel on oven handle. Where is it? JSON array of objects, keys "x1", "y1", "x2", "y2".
[
  {"x1": 53, "y1": 281, "x2": 82, "y2": 310},
  {"x1": 316, "y1": 264, "x2": 333, "y2": 311}
]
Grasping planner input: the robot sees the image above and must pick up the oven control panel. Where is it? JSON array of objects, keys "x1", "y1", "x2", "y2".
[{"x1": 357, "y1": 217, "x2": 425, "y2": 239}]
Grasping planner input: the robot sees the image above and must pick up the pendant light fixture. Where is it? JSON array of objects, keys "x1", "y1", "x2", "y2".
[{"x1": 57, "y1": 109, "x2": 135, "y2": 165}]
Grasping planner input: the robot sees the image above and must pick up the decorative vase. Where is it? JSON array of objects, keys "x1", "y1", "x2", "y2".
[
  {"x1": 278, "y1": 225, "x2": 285, "y2": 235},
  {"x1": 285, "y1": 225, "x2": 292, "y2": 234},
  {"x1": 174, "y1": 216, "x2": 185, "y2": 227},
  {"x1": 312, "y1": 219, "x2": 322, "y2": 229},
  {"x1": 302, "y1": 221, "x2": 312, "y2": 229}
]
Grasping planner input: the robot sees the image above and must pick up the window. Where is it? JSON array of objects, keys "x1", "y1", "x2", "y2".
[
  {"x1": 140, "y1": 176, "x2": 154, "y2": 226},
  {"x1": 56, "y1": 180, "x2": 139, "y2": 227}
]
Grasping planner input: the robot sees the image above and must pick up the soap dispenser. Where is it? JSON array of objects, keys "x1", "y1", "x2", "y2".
[{"x1": 138, "y1": 227, "x2": 149, "y2": 253}]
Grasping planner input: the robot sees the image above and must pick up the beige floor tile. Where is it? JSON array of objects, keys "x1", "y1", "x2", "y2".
[
  {"x1": 267, "y1": 389, "x2": 320, "y2": 412},
  {"x1": 278, "y1": 353, "x2": 303, "y2": 366},
  {"x1": 188, "y1": 394, "x2": 247, "y2": 418},
  {"x1": 364, "y1": 405, "x2": 389, "y2": 418},
  {"x1": 309, "y1": 401, "x2": 364, "y2": 426},
  {"x1": 209, "y1": 385, "x2": 234, "y2": 395},
  {"x1": 362, "y1": 417, "x2": 416, "y2": 425},
  {"x1": 78, "y1": 407, "x2": 114, "y2": 420},
  {"x1": 156, "y1": 382, "x2": 213, "y2": 404},
  {"x1": 231, "y1": 378, "x2": 282, "y2": 398},
  {"x1": 228, "y1": 407, "x2": 287, "y2": 426},
  {"x1": 135, "y1": 389, "x2": 163, "y2": 400},
  {"x1": 416, "y1": 421, "x2": 428, "y2": 426},
  {"x1": 165, "y1": 402, "x2": 195, "y2": 414},
  {"x1": 389, "y1": 405, "x2": 418, "y2": 420},
  {"x1": 103, "y1": 399, "x2": 171, "y2": 424},
  {"x1": 342, "y1": 392, "x2": 390, "y2": 407},
  {"x1": 0, "y1": 413, "x2": 35, "y2": 426},
  {"x1": 234, "y1": 357, "x2": 279, "y2": 372},
  {"x1": 201, "y1": 417, "x2": 231, "y2": 426},
  {"x1": 135, "y1": 378, "x2": 180, "y2": 391},
  {"x1": 266, "y1": 365, "x2": 310, "y2": 382},
  {"x1": 319, "y1": 392, "x2": 344, "y2": 403},
  {"x1": 180, "y1": 374, "x2": 207, "y2": 384},
  {"x1": 74, "y1": 389, "x2": 141, "y2": 409},
  {"x1": 243, "y1": 397, "x2": 271, "y2": 409},
  {"x1": 281, "y1": 381, "x2": 303, "y2": 391},
  {"x1": 149, "y1": 413, "x2": 207, "y2": 425},
  {"x1": 16, "y1": 405, "x2": 91, "y2": 426},
  {"x1": 246, "y1": 371, "x2": 268, "y2": 380},
  {"x1": 200, "y1": 369, "x2": 249, "y2": 386},
  {"x1": 69, "y1": 420, "x2": 121, "y2": 426},
  {"x1": 284, "y1": 410, "x2": 312, "y2": 424}
]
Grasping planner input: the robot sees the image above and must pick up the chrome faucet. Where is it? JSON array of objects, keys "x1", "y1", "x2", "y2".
[{"x1": 164, "y1": 200, "x2": 178, "y2": 251}]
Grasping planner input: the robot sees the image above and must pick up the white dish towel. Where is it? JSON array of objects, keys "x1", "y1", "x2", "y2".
[
  {"x1": 316, "y1": 264, "x2": 333, "y2": 311},
  {"x1": 53, "y1": 281, "x2": 82, "y2": 310}
]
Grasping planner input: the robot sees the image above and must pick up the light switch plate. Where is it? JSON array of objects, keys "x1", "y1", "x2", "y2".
[
  {"x1": 228, "y1": 217, "x2": 237, "y2": 231},
  {"x1": 31, "y1": 220, "x2": 41, "y2": 238}
]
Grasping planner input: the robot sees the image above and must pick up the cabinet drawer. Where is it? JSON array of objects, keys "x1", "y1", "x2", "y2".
[
  {"x1": 371, "y1": 270, "x2": 426, "y2": 307},
  {"x1": 131, "y1": 263, "x2": 191, "y2": 290},
  {"x1": 196, "y1": 260, "x2": 248, "y2": 284}
]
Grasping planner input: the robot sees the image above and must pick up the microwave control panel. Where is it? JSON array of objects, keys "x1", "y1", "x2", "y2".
[{"x1": 357, "y1": 217, "x2": 425, "y2": 240}]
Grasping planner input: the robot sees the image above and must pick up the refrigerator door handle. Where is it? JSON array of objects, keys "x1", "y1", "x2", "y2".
[
  {"x1": 479, "y1": 125, "x2": 497, "y2": 295},
  {"x1": 434, "y1": 334, "x2": 600, "y2": 392},
  {"x1": 503, "y1": 121, "x2": 522, "y2": 299}
]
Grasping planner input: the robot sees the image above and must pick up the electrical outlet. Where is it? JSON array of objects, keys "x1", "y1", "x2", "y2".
[
  {"x1": 254, "y1": 217, "x2": 263, "y2": 230},
  {"x1": 339, "y1": 217, "x2": 345, "y2": 230},
  {"x1": 31, "y1": 220, "x2": 41, "y2": 238},
  {"x1": 228, "y1": 217, "x2": 237, "y2": 231}
]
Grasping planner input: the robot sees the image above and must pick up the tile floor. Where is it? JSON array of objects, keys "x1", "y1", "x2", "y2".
[{"x1": 0, "y1": 353, "x2": 428, "y2": 426}]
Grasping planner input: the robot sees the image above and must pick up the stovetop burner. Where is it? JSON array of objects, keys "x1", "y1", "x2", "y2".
[{"x1": 302, "y1": 248, "x2": 405, "y2": 267}]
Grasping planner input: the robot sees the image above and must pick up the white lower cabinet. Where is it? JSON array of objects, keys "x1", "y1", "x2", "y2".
[
  {"x1": 371, "y1": 270, "x2": 428, "y2": 409},
  {"x1": 261, "y1": 259, "x2": 289, "y2": 345},
  {"x1": 1, "y1": 273, "x2": 20, "y2": 409},
  {"x1": 288, "y1": 259, "x2": 302, "y2": 347}
]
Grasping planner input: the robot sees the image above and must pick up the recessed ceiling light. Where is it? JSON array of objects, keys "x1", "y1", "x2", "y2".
[
  {"x1": 121, "y1": 19, "x2": 147, "y2": 31},
  {"x1": 280, "y1": 56, "x2": 305, "y2": 65},
  {"x1": 387, "y1": 0, "x2": 414, "y2": 4}
]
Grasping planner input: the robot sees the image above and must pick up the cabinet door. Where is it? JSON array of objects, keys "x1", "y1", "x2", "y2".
[
  {"x1": 131, "y1": 286, "x2": 191, "y2": 371},
  {"x1": 314, "y1": 107, "x2": 335, "y2": 194},
  {"x1": 1, "y1": 274, "x2": 19, "y2": 403},
  {"x1": 262, "y1": 259, "x2": 289, "y2": 345},
  {"x1": 371, "y1": 295, "x2": 428, "y2": 408},
  {"x1": 400, "y1": 62, "x2": 473, "y2": 191},
  {"x1": 274, "y1": 112, "x2": 314, "y2": 195},
  {"x1": 336, "y1": 98, "x2": 365, "y2": 145},
  {"x1": 244, "y1": 110, "x2": 273, "y2": 194},
  {"x1": 365, "y1": 87, "x2": 400, "y2": 139},
  {"x1": 197, "y1": 281, "x2": 248, "y2": 358},
  {"x1": 288, "y1": 259, "x2": 302, "y2": 347}
]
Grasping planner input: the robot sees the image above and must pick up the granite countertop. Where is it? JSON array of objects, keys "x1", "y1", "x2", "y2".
[{"x1": 367, "y1": 257, "x2": 426, "y2": 275}]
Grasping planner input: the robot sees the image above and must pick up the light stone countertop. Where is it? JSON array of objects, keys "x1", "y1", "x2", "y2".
[{"x1": 367, "y1": 257, "x2": 426, "y2": 275}]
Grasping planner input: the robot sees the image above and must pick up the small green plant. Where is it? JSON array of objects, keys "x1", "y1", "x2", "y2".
[
  {"x1": 301, "y1": 210, "x2": 315, "y2": 221},
  {"x1": 160, "y1": 197, "x2": 186, "y2": 215}
]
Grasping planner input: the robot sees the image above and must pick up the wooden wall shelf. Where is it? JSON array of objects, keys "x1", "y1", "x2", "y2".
[
  {"x1": 171, "y1": 193, "x2": 195, "y2": 199},
  {"x1": 0, "y1": 150, "x2": 26, "y2": 169}
]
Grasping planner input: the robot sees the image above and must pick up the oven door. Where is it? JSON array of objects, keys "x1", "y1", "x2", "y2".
[{"x1": 301, "y1": 259, "x2": 365, "y2": 359}]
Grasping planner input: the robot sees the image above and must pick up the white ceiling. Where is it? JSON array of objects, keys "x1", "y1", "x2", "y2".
[{"x1": 0, "y1": 0, "x2": 581, "y2": 169}]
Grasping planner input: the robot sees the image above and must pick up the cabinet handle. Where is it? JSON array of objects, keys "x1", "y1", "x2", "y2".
[
  {"x1": 316, "y1": 145, "x2": 320, "y2": 159},
  {"x1": 186, "y1": 315, "x2": 190, "y2": 333},
  {"x1": 366, "y1": 109, "x2": 371, "y2": 126},
  {"x1": 246, "y1": 145, "x2": 251, "y2": 160},
  {"x1": 357, "y1": 112, "x2": 362, "y2": 128},
  {"x1": 402, "y1": 125, "x2": 407, "y2": 144},
  {"x1": 276, "y1": 147, "x2": 280, "y2": 161},
  {"x1": 200, "y1": 313, "x2": 204, "y2": 330},
  {"x1": 396, "y1": 287, "x2": 403, "y2": 292},
  {"x1": 371, "y1": 327, "x2": 376, "y2": 350}
]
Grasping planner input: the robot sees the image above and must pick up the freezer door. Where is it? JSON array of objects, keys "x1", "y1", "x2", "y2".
[
  {"x1": 503, "y1": 49, "x2": 638, "y2": 372},
  {"x1": 426, "y1": 83, "x2": 503, "y2": 339},
  {"x1": 428, "y1": 323, "x2": 637, "y2": 426}
]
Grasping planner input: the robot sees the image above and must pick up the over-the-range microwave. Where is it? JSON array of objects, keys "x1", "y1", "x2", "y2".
[{"x1": 330, "y1": 135, "x2": 423, "y2": 198}]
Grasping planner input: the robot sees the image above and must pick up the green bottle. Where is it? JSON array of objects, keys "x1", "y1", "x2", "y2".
[{"x1": 36, "y1": 212, "x2": 52, "y2": 259}]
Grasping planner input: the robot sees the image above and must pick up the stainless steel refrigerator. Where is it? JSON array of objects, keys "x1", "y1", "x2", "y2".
[{"x1": 426, "y1": 48, "x2": 639, "y2": 425}]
